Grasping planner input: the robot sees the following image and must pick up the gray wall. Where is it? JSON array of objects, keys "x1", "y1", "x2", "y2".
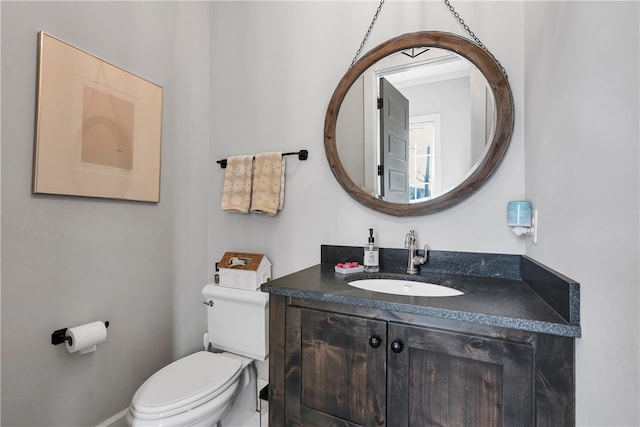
[
  {"x1": 1, "y1": 1, "x2": 638, "y2": 426},
  {"x1": 1, "y1": 1, "x2": 210, "y2": 425},
  {"x1": 524, "y1": 2, "x2": 639, "y2": 425},
  {"x1": 208, "y1": 1, "x2": 526, "y2": 278}
]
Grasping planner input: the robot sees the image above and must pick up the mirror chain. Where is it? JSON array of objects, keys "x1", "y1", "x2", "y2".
[
  {"x1": 349, "y1": 0, "x2": 507, "y2": 79},
  {"x1": 350, "y1": 0, "x2": 386, "y2": 68},
  {"x1": 443, "y1": 0, "x2": 508, "y2": 78}
]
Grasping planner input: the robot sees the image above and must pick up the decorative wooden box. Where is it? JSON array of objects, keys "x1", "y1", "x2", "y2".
[{"x1": 218, "y1": 252, "x2": 272, "y2": 291}]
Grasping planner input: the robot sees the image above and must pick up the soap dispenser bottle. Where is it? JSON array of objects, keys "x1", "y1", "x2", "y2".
[{"x1": 364, "y1": 228, "x2": 380, "y2": 272}]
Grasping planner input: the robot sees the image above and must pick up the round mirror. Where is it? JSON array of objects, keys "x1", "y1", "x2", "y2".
[{"x1": 324, "y1": 31, "x2": 514, "y2": 216}]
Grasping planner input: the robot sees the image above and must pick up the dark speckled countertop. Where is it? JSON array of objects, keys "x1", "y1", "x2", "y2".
[{"x1": 261, "y1": 245, "x2": 581, "y2": 338}]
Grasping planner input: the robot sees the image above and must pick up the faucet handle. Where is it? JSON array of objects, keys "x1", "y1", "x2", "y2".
[
  {"x1": 412, "y1": 244, "x2": 430, "y2": 268},
  {"x1": 422, "y1": 244, "x2": 430, "y2": 262}
]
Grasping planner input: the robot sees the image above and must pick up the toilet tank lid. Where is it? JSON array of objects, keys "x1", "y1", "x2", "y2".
[
  {"x1": 131, "y1": 351, "x2": 242, "y2": 418},
  {"x1": 202, "y1": 284, "x2": 269, "y2": 307}
]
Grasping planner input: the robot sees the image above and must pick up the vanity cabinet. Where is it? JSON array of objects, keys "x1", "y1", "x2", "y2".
[{"x1": 269, "y1": 295, "x2": 575, "y2": 427}]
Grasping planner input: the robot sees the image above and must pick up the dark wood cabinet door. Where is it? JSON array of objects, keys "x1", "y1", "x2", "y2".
[
  {"x1": 286, "y1": 307, "x2": 387, "y2": 426},
  {"x1": 387, "y1": 323, "x2": 534, "y2": 427}
]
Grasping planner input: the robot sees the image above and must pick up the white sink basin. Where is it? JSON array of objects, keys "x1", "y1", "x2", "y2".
[{"x1": 347, "y1": 278, "x2": 464, "y2": 297}]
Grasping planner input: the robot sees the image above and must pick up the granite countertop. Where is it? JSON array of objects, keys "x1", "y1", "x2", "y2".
[{"x1": 261, "y1": 246, "x2": 581, "y2": 338}]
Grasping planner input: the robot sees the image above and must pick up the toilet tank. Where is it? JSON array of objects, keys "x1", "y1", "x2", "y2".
[{"x1": 202, "y1": 284, "x2": 269, "y2": 361}]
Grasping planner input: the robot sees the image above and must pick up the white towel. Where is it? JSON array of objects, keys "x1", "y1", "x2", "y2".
[
  {"x1": 250, "y1": 152, "x2": 285, "y2": 215},
  {"x1": 221, "y1": 155, "x2": 253, "y2": 213}
]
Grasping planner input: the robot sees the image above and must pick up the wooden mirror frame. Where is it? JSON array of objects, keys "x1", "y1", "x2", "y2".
[{"x1": 324, "y1": 31, "x2": 514, "y2": 216}]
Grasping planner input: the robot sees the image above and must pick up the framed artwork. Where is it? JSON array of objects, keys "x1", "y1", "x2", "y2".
[{"x1": 33, "y1": 31, "x2": 163, "y2": 202}]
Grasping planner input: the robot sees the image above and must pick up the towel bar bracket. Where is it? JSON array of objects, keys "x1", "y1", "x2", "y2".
[{"x1": 293, "y1": 149, "x2": 308, "y2": 161}]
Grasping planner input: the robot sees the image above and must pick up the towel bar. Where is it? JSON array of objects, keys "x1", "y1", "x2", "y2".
[{"x1": 217, "y1": 150, "x2": 308, "y2": 169}]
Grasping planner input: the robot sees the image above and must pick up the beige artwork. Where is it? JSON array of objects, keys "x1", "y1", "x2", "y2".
[
  {"x1": 33, "y1": 31, "x2": 163, "y2": 202},
  {"x1": 81, "y1": 86, "x2": 135, "y2": 170}
]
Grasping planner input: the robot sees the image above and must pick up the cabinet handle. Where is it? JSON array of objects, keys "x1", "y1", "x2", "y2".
[
  {"x1": 469, "y1": 340, "x2": 484, "y2": 349},
  {"x1": 369, "y1": 336, "x2": 381, "y2": 348},
  {"x1": 391, "y1": 340, "x2": 404, "y2": 353}
]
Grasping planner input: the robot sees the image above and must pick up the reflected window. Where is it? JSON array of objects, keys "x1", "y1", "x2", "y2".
[{"x1": 409, "y1": 114, "x2": 440, "y2": 202}]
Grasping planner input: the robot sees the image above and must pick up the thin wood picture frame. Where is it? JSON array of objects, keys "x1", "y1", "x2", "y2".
[{"x1": 33, "y1": 31, "x2": 163, "y2": 202}]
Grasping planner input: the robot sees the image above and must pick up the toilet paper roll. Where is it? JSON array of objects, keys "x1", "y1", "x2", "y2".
[{"x1": 65, "y1": 321, "x2": 107, "y2": 354}]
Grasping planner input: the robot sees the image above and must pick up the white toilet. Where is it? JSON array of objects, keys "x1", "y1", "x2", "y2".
[{"x1": 127, "y1": 284, "x2": 269, "y2": 427}]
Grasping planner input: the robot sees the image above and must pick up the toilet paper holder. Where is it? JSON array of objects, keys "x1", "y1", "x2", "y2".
[{"x1": 51, "y1": 321, "x2": 110, "y2": 346}]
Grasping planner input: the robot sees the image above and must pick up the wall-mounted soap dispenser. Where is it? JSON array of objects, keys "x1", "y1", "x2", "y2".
[{"x1": 507, "y1": 201, "x2": 538, "y2": 244}]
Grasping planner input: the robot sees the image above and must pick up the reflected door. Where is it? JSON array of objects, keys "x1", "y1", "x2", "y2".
[{"x1": 379, "y1": 77, "x2": 410, "y2": 203}]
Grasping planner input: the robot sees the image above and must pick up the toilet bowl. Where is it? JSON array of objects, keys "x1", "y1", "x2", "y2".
[{"x1": 127, "y1": 285, "x2": 269, "y2": 427}]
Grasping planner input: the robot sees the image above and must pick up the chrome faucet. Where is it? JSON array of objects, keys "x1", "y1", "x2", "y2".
[{"x1": 405, "y1": 229, "x2": 429, "y2": 275}]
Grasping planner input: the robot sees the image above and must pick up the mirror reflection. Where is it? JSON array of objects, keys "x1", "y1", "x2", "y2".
[
  {"x1": 336, "y1": 47, "x2": 496, "y2": 203},
  {"x1": 324, "y1": 31, "x2": 514, "y2": 216}
]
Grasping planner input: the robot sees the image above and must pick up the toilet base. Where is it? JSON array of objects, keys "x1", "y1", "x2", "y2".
[{"x1": 216, "y1": 366, "x2": 259, "y2": 427}]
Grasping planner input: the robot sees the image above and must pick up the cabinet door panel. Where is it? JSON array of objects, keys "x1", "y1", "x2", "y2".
[
  {"x1": 388, "y1": 323, "x2": 534, "y2": 427},
  {"x1": 286, "y1": 307, "x2": 387, "y2": 427}
]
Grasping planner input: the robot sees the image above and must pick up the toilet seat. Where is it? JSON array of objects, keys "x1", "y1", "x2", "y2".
[{"x1": 130, "y1": 351, "x2": 243, "y2": 420}]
